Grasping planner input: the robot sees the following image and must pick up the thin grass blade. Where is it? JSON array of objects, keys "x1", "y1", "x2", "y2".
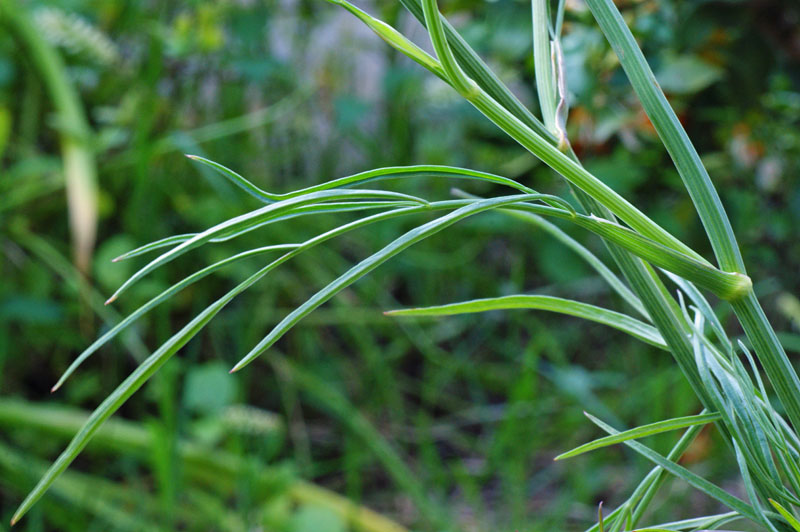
[
  {"x1": 52, "y1": 244, "x2": 300, "y2": 392},
  {"x1": 769, "y1": 499, "x2": 800, "y2": 532},
  {"x1": 111, "y1": 201, "x2": 408, "y2": 262},
  {"x1": 187, "y1": 157, "x2": 537, "y2": 202},
  {"x1": 386, "y1": 295, "x2": 666, "y2": 349},
  {"x1": 231, "y1": 193, "x2": 570, "y2": 372},
  {"x1": 105, "y1": 189, "x2": 428, "y2": 303},
  {"x1": 556, "y1": 412, "x2": 721, "y2": 460},
  {"x1": 586, "y1": 412, "x2": 761, "y2": 523}
]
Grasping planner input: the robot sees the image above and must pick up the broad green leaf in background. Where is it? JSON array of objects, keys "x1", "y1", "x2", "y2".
[{"x1": 656, "y1": 55, "x2": 724, "y2": 95}]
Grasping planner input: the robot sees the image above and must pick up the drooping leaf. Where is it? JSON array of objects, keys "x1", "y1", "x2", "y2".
[
  {"x1": 556, "y1": 412, "x2": 720, "y2": 460},
  {"x1": 386, "y1": 295, "x2": 666, "y2": 349}
]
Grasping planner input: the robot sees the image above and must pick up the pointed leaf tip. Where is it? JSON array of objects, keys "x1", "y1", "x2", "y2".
[{"x1": 104, "y1": 296, "x2": 116, "y2": 305}]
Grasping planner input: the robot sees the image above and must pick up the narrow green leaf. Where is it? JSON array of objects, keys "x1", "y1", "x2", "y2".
[
  {"x1": 12, "y1": 199, "x2": 483, "y2": 525},
  {"x1": 333, "y1": 0, "x2": 713, "y2": 268},
  {"x1": 105, "y1": 189, "x2": 428, "y2": 303},
  {"x1": 187, "y1": 158, "x2": 537, "y2": 202},
  {"x1": 386, "y1": 295, "x2": 666, "y2": 349},
  {"x1": 555, "y1": 412, "x2": 720, "y2": 460},
  {"x1": 586, "y1": 413, "x2": 761, "y2": 524},
  {"x1": 732, "y1": 291, "x2": 800, "y2": 440},
  {"x1": 504, "y1": 209, "x2": 648, "y2": 319},
  {"x1": 420, "y1": 0, "x2": 479, "y2": 97},
  {"x1": 663, "y1": 271, "x2": 732, "y2": 354},
  {"x1": 323, "y1": 0, "x2": 446, "y2": 80},
  {"x1": 506, "y1": 204, "x2": 750, "y2": 301},
  {"x1": 52, "y1": 244, "x2": 300, "y2": 392},
  {"x1": 111, "y1": 201, "x2": 409, "y2": 262},
  {"x1": 584, "y1": 415, "x2": 709, "y2": 532},
  {"x1": 646, "y1": 512, "x2": 740, "y2": 532},
  {"x1": 532, "y1": 0, "x2": 557, "y2": 135},
  {"x1": 231, "y1": 193, "x2": 569, "y2": 372},
  {"x1": 769, "y1": 499, "x2": 800, "y2": 532},
  {"x1": 732, "y1": 439, "x2": 780, "y2": 532},
  {"x1": 12, "y1": 274, "x2": 247, "y2": 525}
]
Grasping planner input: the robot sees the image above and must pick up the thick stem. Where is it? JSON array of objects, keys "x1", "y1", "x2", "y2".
[{"x1": 732, "y1": 291, "x2": 800, "y2": 433}]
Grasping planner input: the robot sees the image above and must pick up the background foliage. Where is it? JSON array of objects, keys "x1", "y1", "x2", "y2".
[{"x1": 1, "y1": 0, "x2": 799, "y2": 530}]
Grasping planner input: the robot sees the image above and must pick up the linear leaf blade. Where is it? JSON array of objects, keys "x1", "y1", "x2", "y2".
[
  {"x1": 386, "y1": 295, "x2": 666, "y2": 349},
  {"x1": 231, "y1": 194, "x2": 570, "y2": 372},
  {"x1": 586, "y1": 412, "x2": 761, "y2": 523},
  {"x1": 555, "y1": 412, "x2": 721, "y2": 460}
]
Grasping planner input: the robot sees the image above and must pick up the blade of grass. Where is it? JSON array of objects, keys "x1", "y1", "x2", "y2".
[
  {"x1": 646, "y1": 512, "x2": 740, "y2": 531},
  {"x1": 532, "y1": 0, "x2": 557, "y2": 135},
  {"x1": 503, "y1": 208, "x2": 648, "y2": 319},
  {"x1": 187, "y1": 157, "x2": 538, "y2": 202},
  {"x1": 586, "y1": 412, "x2": 761, "y2": 523},
  {"x1": 583, "y1": 415, "x2": 708, "y2": 532},
  {"x1": 556, "y1": 412, "x2": 721, "y2": 460},
  {"x1": 733, "y1": 439, "x2": 780, "y2": 532},
  {"x1": 335, "y1": 0, "x2": 719, "y2": 267},
  {"x1": 385, "y1": 295, "x2": 667, "y2": 349},
  {"x1": 0, "y1": 441, "x2": 158, "y2": 531},
  {"x1": 13, "y1": 200, "x2": 479, "y2": 524},
  {"x1": 112, "y1": 201, "x2": 410, "y2": 262},
  {"x1": 231, "y1": 193, "x2": 569, "y2": 372},
  {"x1": 52, "y1": 244, "x2": 300, "y2": 392},
  {"x1": 451, "y1": 187, "x2": 650, "y2": 321},
  {"x1": 664, "y1": 270, "x2": 732, "y2": 354},
  {"x1": 104, "y1": 189, "x2": 430, "y2": 304},
  {"x1": 769, "y1": 499, "x2": 800, "y2": 532},
  {"x1": 397, "y1": 0, "x2": 553, "y2": 140}
]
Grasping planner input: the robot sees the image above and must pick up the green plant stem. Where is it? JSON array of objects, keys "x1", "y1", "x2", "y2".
[
  {"x1": 398, "y1": 0, "x2": 553, "y2": 140},
  {"x1": 416, "y1": 0, "x2": 730, "y2": 414},
  {"x1": 532, "y1": 0, "x2": 556, "y2": 134},
  {"x1": 732, "y1": 292, "x2": 800, "y2": 434},
  {"x1": 583, "y1": 0, "x2": 744, "y2": 275}
]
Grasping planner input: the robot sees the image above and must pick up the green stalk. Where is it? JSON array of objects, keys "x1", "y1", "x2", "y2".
[
  {"x1": 336, "y1": 9, "x2": 742, "y2": 527},
  {"x1": 583, "y1": 0, "x2": 744, "y2": 275},
  {"x1": 406, "y1": 0, "x2": 721, "y2": 435},
  {"x1": 531, "y1": 0, "x2": 557, "y2": 134},
  {"x1": 398, "y1": 0, "x2": 553, "y2": 141},
  {"x1": 732, "y1": 292, "x2": 800, "y2": 433},
  {"x1": 416, "y1": 0, "x2": 707, "y2": 265},
  {"x1": 1, "y1": 0, "x2": 98, "y2": 275},
  {"x1": 583, "y1": 0, "x2": 800, "y2": 437},
  {"x1": 415, "y1": 0, "x2": 741, "y2": 413}
]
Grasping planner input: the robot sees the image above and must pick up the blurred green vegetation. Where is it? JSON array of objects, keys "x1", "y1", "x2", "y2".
[{"x1": 1, "y1": 0, "x2": 799, "y2": 530}]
